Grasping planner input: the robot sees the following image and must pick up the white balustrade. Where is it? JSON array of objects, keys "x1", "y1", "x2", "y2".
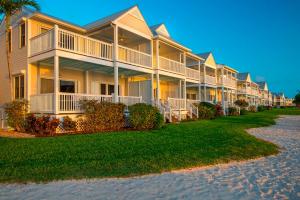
[
  {"x1": 30, "y1": 93, "x2": 54, "y2": 113},
  {"x1": 59, "y1": 93, "x2": 112, "y2": 113},
  {"x1": 58, "y1": 29, "x2": 113, "y2": 60},
  {"x1": 167, "y1": 97, "x2": 186, "y2": 110},
  {"x1": 30, "y1": 29, "x2": 54, "y2": 56},
  {"x1": 159, "y1": 56, "x2": 185, "y2": 75},
  {"x1": 186, "y1": 67, "x2": 200, "y2": 80},
  {"x1": 119, "y1": 96, "x2": 142, "y2": 106},
  {"x1": 118, "y1": 45, "x2": 152, "y2": 68}
]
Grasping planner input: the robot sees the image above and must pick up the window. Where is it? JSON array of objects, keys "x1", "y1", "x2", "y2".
[
  {"x1": 108, "y1": 84, "x2": 114, "y2": 95},
  {"x1": 60, "y1": 80, "x2": 75, "y2": 93},
  {"x1": 8, "y1": 29, "x2": 12, "y2": 52},
  {"x1": 40, "y1": 78, "x2": 54, "y2": 94},
  {"x1": 100, "y1": 84, "x2": 106, "y2": 95},
  {"x1": 14, "y1": 75, "x2": 25, "y2": 99},
  {"x1": 19, "y1": 23, "x2": 26, "y2": 48}
]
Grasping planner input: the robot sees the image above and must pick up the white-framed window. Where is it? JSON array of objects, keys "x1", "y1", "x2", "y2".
[
  {"x1": 13, "y1": 74, "x2": 25, "y2": 99},
  {"x1": 19, "y1": 22, "x2": 26, "y2": 48},
  {"x1": 40, "y1": 78, "x2": 78, "y2": 94}
]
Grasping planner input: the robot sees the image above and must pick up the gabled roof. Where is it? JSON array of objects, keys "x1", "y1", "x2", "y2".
[
  {"x1": 217, "y1": 64, "x2": 238, "y2": 73},
  {"x1": 237, "y1": 72, "x2": 250, "y2": 81},
  {"x1": 197, "y1": 52, "x2": 211, "y2": 60},
  {"x1": 150, "y1": 23, "x2": 170, "y2": 38},
  {"x1": 84, "y1": 6, "x2": 135, "y2": 30},
  {"x1": 256, "y1": 81, "x2": 268, "y2": 90}
]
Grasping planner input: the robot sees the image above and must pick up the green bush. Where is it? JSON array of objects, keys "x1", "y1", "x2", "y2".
[
  {"x1": 228, "y1": 107, "x2": 239, "y2": 116},
  {"x1": 129, "y1": 103, "x2": 163, "y2": 130},
  {"x1": 78, "y1": 100, "x2": 125, "y2": 133},
  {"x1": 197, "y1": 105, "x2": 215, "y2": 119},
  {"x1": 62, "y1": 116, "x2": 77, "y2": 132},
  {"x1": 257, "y1": 105, "x2": 266, "y2": 112},
  {"x1": 200, "y1": 102, "x2": 216, "y2": 112},
  {"x1": 234, "y1": 99, "x2": 249, "y2": 109},
  {"x1": 4, "y1": 100, "x2": 29, "y2": 132},
  {"x1": 240, "y1": 109, "x2": 248, "y2": 115}
]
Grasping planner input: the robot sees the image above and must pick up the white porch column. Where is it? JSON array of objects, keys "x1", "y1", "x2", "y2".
[
  {"x1": 204, "y1": 65, "x2": 207, "y2": 102},
  {"x1": 85, "y1": 70, "x2": 89, "y2": 94},
  {"x1": 183, "y1": 79, "x2": 187, "y2": 108},
  {"x1": 215, "y1": 88, "x2": 218, "y2": 104},
  {"x1": 156, "y1": 40, "x2": 160, "y2": 104},
  {"x1": 221, "y1": 69, "x2": 225, "y2": 113},
  {"x1": 54, "y1": 56, "x2": 59, "y2": 114},
  {"x1": 179, "y1": 80, "x2": 182, "y2": 99},
  {"x1": 150, "y1": 73, "x2": 154, "y2": 104},
  {"x1": 113, "y1": 24, "x2": 119, "y2": 103},
  {"x1": 198, "y1": 61, "x2": 201, "y2": 101}
]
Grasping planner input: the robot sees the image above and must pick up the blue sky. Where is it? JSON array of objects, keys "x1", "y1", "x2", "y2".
[{"x1": 4, "y1": 0, "x2": 300, "y2": 97}]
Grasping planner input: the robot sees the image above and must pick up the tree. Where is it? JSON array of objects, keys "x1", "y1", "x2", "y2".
[
  {"x1": 0, "y1": 0, "x2": 40, "y2": 100},
  {"x1": 293, "y1": 91, "x2": 300, "y2": 107}
]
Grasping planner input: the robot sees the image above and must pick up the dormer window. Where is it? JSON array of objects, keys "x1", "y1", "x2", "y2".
[{"x1": 19, "y1": 22, "x2": 26, "y2": 48}]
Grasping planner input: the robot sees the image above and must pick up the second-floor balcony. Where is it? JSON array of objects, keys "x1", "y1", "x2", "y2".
[
  {"x1": 186, "y1": 67, "x2": 200, "y2": 81},
  {"x1": 201, "y1": 75, "x2": 217, "y2": 85},
  {"x1": 29, "y1": 28, "x2": 152, "y2": 69},
  {"x1": 159, "y1": 56, "x2": 185, "y2": 75},
  {"x1": 218, "y1": 77, "x2": 237, "y2": 88}
]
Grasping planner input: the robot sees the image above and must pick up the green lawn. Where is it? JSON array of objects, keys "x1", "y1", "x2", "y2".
[{"x1": 0, "y1": 108, "x2": 299, "y2": 183}]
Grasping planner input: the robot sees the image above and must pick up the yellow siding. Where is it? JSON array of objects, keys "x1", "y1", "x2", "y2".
[
  {"x1": 0, "y1": 21, "x2": 28, "y2": 104},
  {"x1": 118, "y1": 13, "x2": 151, "y2": 37},
  {"x1": 205, "y1": 54, "x2": 216, "y2": 68},
  {"x1": 29, "y1": 19, "x2": 53, "y2": 38}
]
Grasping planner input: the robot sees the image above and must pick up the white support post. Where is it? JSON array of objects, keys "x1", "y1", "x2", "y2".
[
  {"x1": 53, "y1": 25, "x2": 59, "y2": 49},
  {"x1": 183, "y1": 79, "x2": 187, "y2": 108},
  {"x1": 54, "y1": 56, "x2": 59, "y2": 114},
  {"x1": 150, "y1": 73, "x2": 154, "y2": 104},
  {"x1": 113, "y1": 24, "x2": 119, "y2": 103},
  {"x1": 204, "y1": 65, "x2": 207, "y2": 102},
  {"x1": 179, "y1": 80, "x2": 182, "y2": 99},
  {"x1": 156, "y1": 40, "x2": 160, "y2": 105},
  {"x1": 221, "y1": 68, "x2": 225, "y2": 114},
  {"x1": 198, "y1": 61, "x2": 201, "y2": 102},
  {"x1": 85, "y1": 70, "x2": 89, "y2": 94},
  {"x1": 37, "y1": 63, "x2": 40, "y2": 94}
]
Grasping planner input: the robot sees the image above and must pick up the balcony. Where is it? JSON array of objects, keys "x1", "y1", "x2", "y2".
[
  {"x1": 118, "y1": 45, "x2": 152, "y2": 68},
  {"x1": 237, "y1": 88, "x2": 252, "y2": 95},
  {"x1": 30, "y1": 93, "x2": 142, "y2": 114},
  {"x1": 186, "y1": 67, "x2": 200, "y2": 81},
  {"x1": 159, "y1": 56, "x2": 185, "y2": 75},
  {"x1": 218, "y1": 77, "x2": 237, "y2": 88},
  {"x1": 201, "y1": 75, "x2": 217, "y2": 85},
  {"x1": 30, "y1": 28, "x2": 152, "y2": 70}
]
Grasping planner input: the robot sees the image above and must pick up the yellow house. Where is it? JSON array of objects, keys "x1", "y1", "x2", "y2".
[
  {"x1": 0, "y1": 5, "x2": 274, "y2": 125},
  {"x1": 256, "y1": 81, "x2": 272, "y2": 106},
  {"x1": 237, "y1": 72, "x2": 259, "y2": 106},
  {"x1": 217, "y1": 64, "x2": 238, "y2": 109}
]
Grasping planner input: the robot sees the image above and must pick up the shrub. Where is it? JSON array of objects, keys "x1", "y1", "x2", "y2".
[
  {"x1": 4, "y1": 100, "x2": 29, "y2": 132},
  {"x1": 128, "y1": 103, "x2": 163, "y2": 130},
  {"x1": 197, "y1": 105, "x2": 215, "y2": 119},
  {"x1": 249, "y1": 105, "x2": 257, "y2": 112},
  {"x1": 200, "y1": 102, "x2": 216, "y2": 112},
  {"x1": 265, "y1": 105, "x2": 273, "y2": 110},
  {"x1": 257, "y1": 105, "x2": 266, "y2": 112},
  {"x1": 228, "y1": 107, "x2": 239, "y2": 116},
  {"x1": 215, "y1": 104, "x2": 224, "y2": 117},
  {"x1": 62, "y1": 116, "x2": 77, "y2": 132},
  {"x1": 234, "y1": 99, "x2": 249, "y2": 109},
  {"x1": 293, "y1": 92, "x2": 300, "y2": 107},
  {"x1": 78, "y1": 100, "x2": 125, "y2": 133},
  {"x1": 240, "y1": 109, "x2": 248, "y2": 115},
  {"x1": 25, "y1": 114, "x2": 60, "y2": 135}
]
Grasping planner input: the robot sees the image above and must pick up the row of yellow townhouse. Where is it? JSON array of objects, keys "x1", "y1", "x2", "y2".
[{"x1": 0, "y1": 6, "x2": 293, "y2": 123}]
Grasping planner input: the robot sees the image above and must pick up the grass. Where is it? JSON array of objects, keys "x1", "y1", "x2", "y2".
[{"x1": 0, "y1": 108, "x2": 299, "y2": 183}]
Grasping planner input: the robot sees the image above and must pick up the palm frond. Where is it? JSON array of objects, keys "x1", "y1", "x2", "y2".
[{"x1": 13, "y1": 0, "x2": 40, "y2": 11}]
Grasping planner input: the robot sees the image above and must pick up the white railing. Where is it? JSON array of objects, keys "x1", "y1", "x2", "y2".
[
  {"x1": 30, "y1": 29, "x2": 54, "y2": 56},
  {"x1": 119, "y1": 96, "x2": 142, "y2": 106},
  {"x1": 159, "y1": 56, "x2": 185, "y2": 75},
  {"x1": 167, "y1": 97, "x2": 186, "y2": 110},
  {"x1": 186, "y1": 100, "x2": 199, "y2": 118},
  {"x1": 58, "y1": 29, "x2": 113, "y2": 60},
  {"x1": 30, "y1": 93, "x2": 54, "y2": 113},
  {"x1": 222, "y1": 77, "x2": 237, "y2": 88},
  {"x1": 59, "y1": 93, "x2": 112, "y2": 113},
  {"x1": 186, "y1": 67, "x2": 200, "y2": 80},
  {"x1": 0, "y1": 106, "x2": 7, "y2": 129},
  {"x1": 201, "y1": 75, "x2": 216, "y2": 85},
  {"x1": 237, "y1": 88, "x2": 252, "y2": 95},
  {"x1": 118, "y1": 45, "x2": 152, "y2": 68}
]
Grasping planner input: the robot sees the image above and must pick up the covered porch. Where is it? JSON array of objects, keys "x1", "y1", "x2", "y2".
[{"x1": 29, "y1": 57, "x2": 152, "y2": 114}]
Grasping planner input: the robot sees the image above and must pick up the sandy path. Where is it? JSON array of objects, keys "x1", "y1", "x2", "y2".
[{"x1": 0, "y1": 115, "x2": 299, "y2": 200}]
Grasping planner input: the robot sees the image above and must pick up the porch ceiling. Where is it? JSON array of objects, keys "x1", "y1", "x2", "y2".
[{"x1": 37, "y1": 57, "x2": 148, "y2": 77}]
